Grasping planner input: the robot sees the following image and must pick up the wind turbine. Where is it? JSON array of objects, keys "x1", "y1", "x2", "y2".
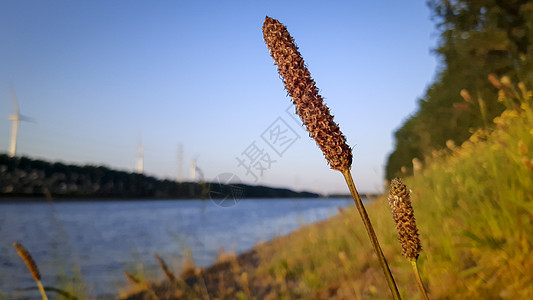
[
  {"x1": 8, "y1": 87, "x2": 31, "y2": 157},
  {"x1": 190, "y1": 157, "x2": 204, "y2": 183},
  {"x1": 136, "y1": 136, "x2": 144, "y2": 174},
  {"x1": 176, "y1": 143, "x2": 183, "y2": 182},
  {"x1": 190, "y1": 158, "x2": 196, "y2": 181}
]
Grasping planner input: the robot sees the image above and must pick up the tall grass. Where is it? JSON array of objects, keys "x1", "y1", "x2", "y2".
[
  {"x1": 387, "y1": 178, "x2": 429, "y2": 300},
  {"x1": 12, "y1": 242, "x2": 48, "y2": 300},
  {"x1": 262, "y1": 16, "x2": 400, "y2": 299},
  {"x1": 407, "y1": 76, "x2": 533, "y2": 298},
  {"x1": 254, "y1": 77, "x2": 533, "y2": 299},
  {"x1": 259, "y1": 16, "x2": 532, "y2": 299}
]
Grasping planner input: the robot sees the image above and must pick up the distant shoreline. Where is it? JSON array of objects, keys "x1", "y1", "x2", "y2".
[
  {"x1": 1, "y1": 154, "x2": 319, "y2": 199},
  {"x1": 0, "y1": 196, "x2": 342, "y2": 203}
]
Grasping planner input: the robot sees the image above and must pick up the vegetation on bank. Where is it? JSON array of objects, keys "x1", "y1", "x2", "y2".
[
  {"x1": 0, "y1": 155, "x2": 318, "y2": 199},
  {"x1": 120, "y1": 78, "x2": 532, "y2": 299},
  {"x1": 245, "y1": 78, "x2": 532, "y2": 300}
]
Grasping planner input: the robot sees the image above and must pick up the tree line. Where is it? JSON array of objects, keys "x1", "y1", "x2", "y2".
[
  {"x1": 386, "y1": 0, "x2": 533, "y2": 179},
  {"x1": 0, "y1": 154, "x2": 318, "y2": 200}
]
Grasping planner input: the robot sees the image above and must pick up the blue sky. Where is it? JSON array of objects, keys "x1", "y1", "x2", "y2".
[{"x1": 0, "y1": 1, "x2": 437, "y2": 195}]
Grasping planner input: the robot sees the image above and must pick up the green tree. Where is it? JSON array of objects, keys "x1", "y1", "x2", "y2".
[{"x1": 386, "y1": 0, "x2": 533, "y2": 180}]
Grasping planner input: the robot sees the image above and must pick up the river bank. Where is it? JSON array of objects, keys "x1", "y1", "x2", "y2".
[
  {"x1": 121, "y1": 91, "x2": 533, "y2": 299},
  {"x1": 121, "y1": 212, "x2": 355, "y2": 300},
  {"x1": 119, "y1": 201, "x2": 399, "y2": 300}
]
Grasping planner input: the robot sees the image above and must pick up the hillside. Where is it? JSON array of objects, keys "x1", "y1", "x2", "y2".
[
  {"x1": 386, "y1": 1, "x2": 533, "y2": 179},
  {"x1": 0, "y1": 155, "x2": 318, "y2": 200}
]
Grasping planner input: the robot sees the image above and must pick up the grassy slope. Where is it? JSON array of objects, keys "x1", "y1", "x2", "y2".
[
  {"x1": 122, "y1": 80, "x2": 532, "y2": 299},
  {"x1": 252, "y1": 81, "x2": 533, "y2": 299}
]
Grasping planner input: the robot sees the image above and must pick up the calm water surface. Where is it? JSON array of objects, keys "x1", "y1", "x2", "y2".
[{"x1": 0, "y1": 198, "x2": 354, "y2": 298}]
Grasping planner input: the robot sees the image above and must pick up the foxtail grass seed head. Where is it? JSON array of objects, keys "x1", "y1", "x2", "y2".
[
  {"x1": 524, "y1": 157, "x2": 533, "y2": 172},
  {"x1": 124, "y1": 271, "x2": 142, "y2": 286},
  {"x1": 13, "y1": 242, "x2": 41, "y2": 281},
  {"x1": 388, "y1": 178, "x2": 422, "y2": 259},
  {"x1": 500, "y1": 75, "x2": 512, "y2": 88},
  {"x1": 518, "y1": 140, "x2": 528, "y2": 155},
  {"x1": 460, "y1": 89, "x2": 472, "y2": 103},
  {"x1": 518, "y1": 81, "x2": 528, "y2": 98},
  {"x1": 262, "y1": 16, "x2": 352, "y2": 171},
  {"x1": 488, "y1": 73, "x2": 502, "y2": 89},
  {"x1": 154, "y1": 253, "x2": 176, "y2": 283},
  {"x1": 446, "y1": 139, "x2": 456, "y2": 151}
]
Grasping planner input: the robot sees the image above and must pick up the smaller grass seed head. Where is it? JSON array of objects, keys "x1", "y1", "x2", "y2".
[
  {"x1": 13, "y1": 242, "x2": 41, "y2": 282},
  {"x1": 488, "y1": 73, "x2": 502, "y2": 89},
  {"x1": 388, "y1": 178, "x2": 422, "y2": 260},
  {"x1": 124, "y1": 271, "x2": 142, "y2": 286},
  {"x1": 460, "y1": 89, "x2": 472, "y2": 103},
  {"x1": 154, "y1": 253, "x2": 177, "y2": 283}
]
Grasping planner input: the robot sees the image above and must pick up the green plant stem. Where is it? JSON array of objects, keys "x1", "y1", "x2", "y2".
[
  {"x1": 36, "y1": 280, "x2": 48, "y2": 300},
  {"x1": 342, "y1": 169, "x2": 401, "y2": 300},
  {"x1": 410, "y1": 258, "x2": 430, "y2": 300}
]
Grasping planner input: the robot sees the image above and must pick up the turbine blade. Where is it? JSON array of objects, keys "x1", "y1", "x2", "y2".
[
  {"x1": 10, "y1": 85, "x2": 20, "y2": 116},
  {"x1": 19, "y1": 114, "x2": 36, "y2": 123}
]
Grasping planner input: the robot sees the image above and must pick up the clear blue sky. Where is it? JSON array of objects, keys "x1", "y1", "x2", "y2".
[{"x1": 0, "y1": 1, "x2": 437, "y2": 195}]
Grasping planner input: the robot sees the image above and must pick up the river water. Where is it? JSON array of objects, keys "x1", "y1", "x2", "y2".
[{"x1": 0, "y1": 197, "x2": 354, "y2": 298}]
